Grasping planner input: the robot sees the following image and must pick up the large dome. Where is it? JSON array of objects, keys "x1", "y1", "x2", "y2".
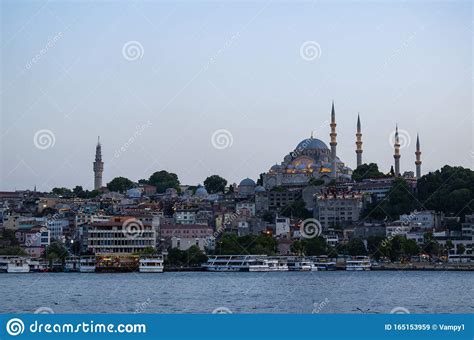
[{"x1": 295, "y1": 138, "x2": 329, "y2": 151}]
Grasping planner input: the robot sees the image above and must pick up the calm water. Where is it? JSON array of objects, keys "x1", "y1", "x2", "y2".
[{"x1": 1, "y1": 271, "x2": 473, "y2": 314}]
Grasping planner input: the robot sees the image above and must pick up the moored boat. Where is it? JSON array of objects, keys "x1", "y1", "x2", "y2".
[
  {"x1": 287, "y1": 257, "x2": 312, "y2": 271},
  {"x1": 203, "y1": 255, "x2": 270, "y2": 272},
  {"x1": 346, "y1": 256, "x2": 371, "y2": 271},
  {"x1": 139, "y1": 255, "x2": 164, "y2": 273},
  {"x1": 65, "y1": 256, "x2": 80, "y2": 272},
  {"x1": 79, "y1": 256, "x2": 96, "y2": 273},
  {"x1": 7, "y1": 257, "x2": 30, "y2": 273}
]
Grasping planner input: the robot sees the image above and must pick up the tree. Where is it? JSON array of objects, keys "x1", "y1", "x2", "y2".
[
  {"x1": 281, "y1": 200, "x2": 312, "y2": 219},
  {"x1": 43, "y1": 241, "x2": 69, "y2": 263},
  {"x1": 148, "y1": 170, "x2": 180, "y2": 193},
  {"x1": 290, "y1": 240, "x2": 305, "y2": 255},
  {"x1": 303, "y1": 236, "x2": 328, "y2": 256},
  {"x1": 457, "y1": 244, "x2": 466, "y2": 255},
  {"x1": 51, "y1": 187, "x2": 73, "y2": 197},
  {"x1": 107, "y1": 177, "x2": 134, "y2": 193},
  {"x1": 73, "y1": 186, "x2": 84, "y2": 197},
  {"x1": 363, "y1": 178, "x2": 418, "y2": 220},
  {"x1": 417, "y1": 166, "x2": 474, "y2": 217},
  {"x1": 346, "y1": 238, "x2": 367, "y2": 256},
  {"x1": 204, "y1": 175, "x2": 227, "y2": 194},
  {"x1": 256, "y1": 173, "x2": 265, "y2": 186},
  {"x1": 352, "y1": 163, "x2": 386, "y2": 182}
]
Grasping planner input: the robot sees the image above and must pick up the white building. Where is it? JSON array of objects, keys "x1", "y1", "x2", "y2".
[
  {"x1": 400, "y1": 210, "x2": 443, "y2": 229},
  {"x1": 275, "y1": 216, "x2": 290, "y2": 237},
  {"x1": 236, "y1": 202, "x2": 256, "y2": 216}
]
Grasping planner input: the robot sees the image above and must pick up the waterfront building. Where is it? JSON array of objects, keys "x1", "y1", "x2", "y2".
[
  {"x1": 275, "y1": 216, "x2": 290, "y2": 237},
  {"x1": 85, "y1": 216, "x2": 156, "y2": 254},
  {"x1": 160, "y1": 224, "x2": 214, "y2": 251}
]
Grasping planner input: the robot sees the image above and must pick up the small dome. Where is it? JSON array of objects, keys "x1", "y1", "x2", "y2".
[
  {"x1": 239, "y1": 178, "x2": 256, "y2": 187},
  {"x1": 255, "y1": 185, "x2": 266, "y2": 193},
  {"x1": 270, "y1": 164, "x2": 282, "y2": 171},
  {"x1": 195, "y1": 186, "x2": 208, "y2": 197}
]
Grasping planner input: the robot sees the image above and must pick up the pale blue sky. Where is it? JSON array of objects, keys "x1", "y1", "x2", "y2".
[{"x1": 1, "y1": 0, "x2": 472, "y2": 191}]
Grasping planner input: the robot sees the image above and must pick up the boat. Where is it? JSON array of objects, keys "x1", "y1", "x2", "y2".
[
  {"x1": 0, "y1": 257, "x2": 9, "y2": 273},
  {"x1": 267, "y1": 257, "x2": 289, "y2": 271},
  {"x1": 310, "y1": 256, "x2": 337, "y2": 271},
  {"x1": 203, "y1": 255, "x2": 270, "y2": 272},
  {"x1": 95, "y1": 254, "x2": 139, "y2": 272},
  {"x1": 27, "y1": 259, "x2": 48, "y2": 272},
  {"x1": 286, "y1": 257, "x2": 312, "y2": 271},
  {"x1": 139, "y1": 255, "x2": 164, "y2": 273},
  {"x1": 79, "y1": 256, "x2": 96, "y2": 273},
  {"x1": 346, "y1": 256, "x2": 371, "y2": 271},
  {"x1": 65, "y1": 256, "x2": 80, "y2": 272},
  {"x1": 6, "y1": 257, "x2": 30, "y2": 273}
]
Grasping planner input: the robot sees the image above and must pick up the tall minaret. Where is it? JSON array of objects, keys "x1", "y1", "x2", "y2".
[
  {"x1": 393, "y1": 125, "x2": 401, "y2": 177},
  {"x1": 355, "y1": 113, "x2": 363, "y2": 168},
  {"x1": 415, "y1": 133, "x2": 422, "y2": 179},
  {"x1": 330, "y1": 101, "x2": 337, "y2": 179},
  {"x1": 93, "y1": 136, "x2": 104, "y2": 190}
]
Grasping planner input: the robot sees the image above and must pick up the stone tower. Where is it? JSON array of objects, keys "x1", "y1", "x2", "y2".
[
  {"x1": 330, "y1": 101, "x2": 337, "y2": 179},
  {"x1": 355, "y1": 113, "x2": 363, "y2": 168},
  {"x1": 415, "y1": 133, "x2": 422, "y2": 179},
  {"x1": 93, "y1": 137, "x2": 104, "y2": 190},
  {"x1": 393, "y1": 125, "x2": 401, "y2": 177}
]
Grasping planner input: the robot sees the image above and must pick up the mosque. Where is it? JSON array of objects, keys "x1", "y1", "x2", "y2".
[{"x1": 262, "y1": 102, "x2": 422, "y2": 190}]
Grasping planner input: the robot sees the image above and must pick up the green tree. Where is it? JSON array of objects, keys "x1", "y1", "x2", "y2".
[
  {"x1": 73, "y1": 186, "x2": 84, "y2": 197},
  {"x1": 43, "y1": 241, "x2": 69, "y2": 263},
  {"x1": 290, "y1": 240, "x2": 305, "y2": 255},
  {"x1": 457, "y1": 244, "x2": 466, "y2": 255},
  {"x1": 148, "y1": 170, "x2": 180, "y2": 193},
  {"x1": 352, "y1": 163, "x2": 386, "y2": 182},
  {"x1": 107, "y1": 177, "x2": 134, "y2": 193},
  {"x1": 281, "y1": 200, "x2": 312, "y2": 219},
  {"x1": 346, "y1": 238, "x2": 367, "y2": 256},
  {"x1": 417, "y1": 166, "x2": 474, "y2": 217},
  {"x1": 303, "y1": 236, "x2": 328, "y2": 256},
  {"x1": 51, "y1": 187, "x2": 73, "y2": 197},
  {"x1": 204, "y1": 175, "x2": 227, "y2": 194}
]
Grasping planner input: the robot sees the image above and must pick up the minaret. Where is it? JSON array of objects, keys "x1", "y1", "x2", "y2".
[
  {"x1": 415, "y1": 133, "x2": 422, "y2": 178},
  {"x1": 355, "y1": 113, "x2": 363, "y2": 168},
  {"x1": 330, "y1": 101, "x2": 337, "y2": 179},
  {"x1": 93, "y1": 136, "x2": 104, "y2": 190},
  {"x1": 393, "y1": 125, "x2": 401, "y2": 177}
]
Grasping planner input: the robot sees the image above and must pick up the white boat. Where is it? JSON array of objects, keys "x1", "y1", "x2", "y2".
[
  {"x1": 27, "y1": 259, "x2": 48, "y2": 272},
  {"x1": 79, "y1": 256, "x2": 96, "y2": 273},
  {"x1": 310, "y1": 256, "x2": 337, "y2": 271},
  {"x1": 7, "y1": 257, "x2": 30, "y2": 273},
  {"x1": 287, "y1": 257, "x2": 312, "y2": 271},
  {"x1": 65, "y1": 257, "x2": 80, "y2": 272},
  {"x1": 267, "y1": 257, "x2": 289, "y2": 271},
  {"x1": 0, "y1": 257, "x2": 9, "y2": 273},
  {"x1": 139, "y1": 255, "x2": 164, "y2": 273},
  {"x1": 346, "y1": 256, "x2": 371, "y2": 271},
  {"x1": 203, "y1": 255, "x2": 270, "y2": 272}
]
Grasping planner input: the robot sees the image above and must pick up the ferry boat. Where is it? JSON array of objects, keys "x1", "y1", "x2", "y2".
[
  {"x1": 6, "y1": 257, "x2": 30, "y2": 273},
  {"x1": 267, "y1": 257, "x2": 289, "y2": 271},
  {"x1": 345, "y1": 256, "x2": 371, "y2": 271},
  {"x1": 95, "y1": 254, "x2": 139, "y2": 272},
  {"x1": 310, "y1": 256, "x2": 337, "y2": 271},
  {"x1": 139, "y1": 255, "x2": 164, "y2": 273},
  {"x1": 27, "y1": 259, "x2": 48, "y2": 272},
  {"x1": 203, "y1": 255, "x2": 270, "y2": 272},
  {"x1": 0, "y1": 257, "x2": 9, "y2": 272},
  {"x1": 287, "y1": 257, "x2": 312, "y2": 271},
  {"x1": 79, "y1": 256, "x2": 96, "y2": 273},
  {"x1": 65, "y1": 256, "x2": 80, "y2": 272}
]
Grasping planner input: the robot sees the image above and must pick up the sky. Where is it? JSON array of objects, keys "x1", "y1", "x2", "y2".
[{"x1": 0, "y1": 0, "x2": 472, "y2": 191}]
